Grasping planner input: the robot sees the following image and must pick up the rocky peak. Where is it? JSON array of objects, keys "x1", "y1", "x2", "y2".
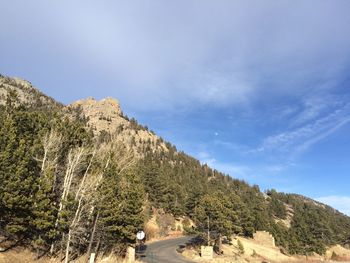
[
  {"x1": 72, "y1": 96, "x2": 122, "y2": 115},
  {"x1": 69, "y1": 96, "x2": 168, "y2": 154},
  {"x1": 102, "y1": 97, "x2": 121, "y2": 112},
  {"x1": 11, "y1": 77, "x2": 32, "y2": 88},
  {"x1": 69, "y1": 97, "x2": 125, "y2": 135}
]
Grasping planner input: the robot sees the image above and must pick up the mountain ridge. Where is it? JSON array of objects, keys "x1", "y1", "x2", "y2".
[
  {"x1": 0, "y1": 74, "x2": 348, "y2": 217},
  {"x1": 0, "y1": 75, "x2": 63, "y2": 109},
  {"x1": 1, "y1": 74, "x2": 350, "y2": 260}
]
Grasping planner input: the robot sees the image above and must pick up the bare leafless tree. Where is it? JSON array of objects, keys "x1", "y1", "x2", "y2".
[
  {"x1": 86, "y1": 140, "x2": 136, "y2": 259},
  {"x1": 50, "y1": 146, "x2": 87, "y2": 255},
  {"x1": 39, "y1": 130, "x2": 62, "y2": 173}
]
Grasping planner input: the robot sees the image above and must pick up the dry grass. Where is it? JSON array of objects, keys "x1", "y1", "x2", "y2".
[
  {"x1": 0, "y1": 249, "x2": 59, "y2": 263},
  {"x1": 0, "y1": 249, "x2": 142, "y2": 263},
  {"x1": 97, "y1": 253, "x2": 142, "y2": 263},
  {"x1": 181, "y1": 236, "x2": 350, "y2": 263},
  {"x1": 325, "y1": 244, "x2": 350, "y2": 261},
  {"x1": 144, "y1": 220, "x2": 160, "y2": 240}
]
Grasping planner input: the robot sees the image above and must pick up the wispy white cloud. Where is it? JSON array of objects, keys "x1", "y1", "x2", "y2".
[
  {"x1": 290, "y1": 94, "x2": 346, "y2": 128},
  {"x1": 200, "y1": 158, "x2": 296, "y2": 185},
  {"x1": 213, "y1": 140, "x2": 249, "y2": 153},
  {"x1": 290, "y1": 98, "x2": 329, "y2": 127},
  {"x1": 197, "y1": 151, "x2": 252, "y2": 179},
  {"x1": 197, "y1": 150, "x2": 293, "y2": 180},
  {"x1": 197, "y1": 151, "x2": 212, "y2": 161},
  {"x1": 213, "y1": 162, "x2": 252, "y2": 179},
  {"x1": 254, "y1": 103, "x2": 350, "y2": 157},
  {"x1": 2, "y1": 1, "x2": 350, "y2": 110},
  {"x1": 316, "y1": 196, "x2": 350, "y2": 216},
  {"x1": 264, "y1": 163, "x2": 294, "y2": 174},
  {"x1": 295, "y1": 115, "x2": 350, "y2": 155}
]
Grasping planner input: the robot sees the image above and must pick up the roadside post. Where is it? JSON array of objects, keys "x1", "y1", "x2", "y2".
[
  {"x1": 126, "y1": 246, "x2": 136, "y2": 263},
  {"x1": 136, "y1": 230, "x2": 145, "y2": 255},
  {"x1": 201, "y1": 216, "x2": 213, "y2": 260},
  {"x1": 201, "y1": 246, "x2": 213, "y2": 260},
  {"x1": 89, "y1": 252, "x2": 95, "y2": 263}
]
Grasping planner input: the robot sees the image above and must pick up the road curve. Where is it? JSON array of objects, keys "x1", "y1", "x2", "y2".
[{"x1": 139, "y1": 236, "x2": 195, "y2": 263}]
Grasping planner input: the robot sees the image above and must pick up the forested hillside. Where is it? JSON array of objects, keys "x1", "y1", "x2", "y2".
[{"x1": 1, "y1": 76, "x2": 350, "y2": 261}]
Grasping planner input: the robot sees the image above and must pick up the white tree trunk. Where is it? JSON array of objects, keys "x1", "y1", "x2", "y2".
[
  {"x1": 87, "y1": 212, "x2": 99, "y2": 257},
  {"x1": 51, "y1": 147, "x2": 85, "y2": 254},
  {"x1": 64, "y1": 230, "x2": 72, "y2": 263}
]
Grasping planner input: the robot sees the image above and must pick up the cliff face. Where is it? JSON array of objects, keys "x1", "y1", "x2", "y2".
[
  {"x1": 68, "y1": 97, "x2": 169, "y2": 155},
  {"x1": 69, "y1": 97, "x2": 126, "y2": 135}
]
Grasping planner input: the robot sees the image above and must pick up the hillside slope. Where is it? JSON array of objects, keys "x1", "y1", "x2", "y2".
[
  {"x1": 0, "y1": 75, "x2": 63, "y2": 109},
  {"x1": 0, "y1": 75, "x2": 350, "y2": 260}
]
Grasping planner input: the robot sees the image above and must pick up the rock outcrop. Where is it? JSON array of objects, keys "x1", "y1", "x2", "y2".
[
  {"x1": 69, "y1": 97, "x2": 168, "y2": 155},
  {"x1": 70, "y1": 97, "x2": 126, "y2": 135}
]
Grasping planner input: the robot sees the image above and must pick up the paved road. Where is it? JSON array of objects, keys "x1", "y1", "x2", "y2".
[{"x1": 138, "y1": 236, "x2": 195, "y2": 263}]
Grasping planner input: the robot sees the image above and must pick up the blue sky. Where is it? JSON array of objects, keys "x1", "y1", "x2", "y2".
[{"x1": 1, "y1": 1, "x2": 350, "y2": 215}]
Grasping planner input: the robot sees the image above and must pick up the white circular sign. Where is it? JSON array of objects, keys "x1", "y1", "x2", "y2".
[{"x1": 136, "y1": 231, "x2": 145, "y2": 240}]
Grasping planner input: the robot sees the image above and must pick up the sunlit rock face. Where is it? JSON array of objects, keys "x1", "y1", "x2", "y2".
[
  {"x1": 70, "y1": 96, "x2": 127, "y2": 135},
  {"x1": 69, "y1": 96, "x2": 168, "y2": 155}
]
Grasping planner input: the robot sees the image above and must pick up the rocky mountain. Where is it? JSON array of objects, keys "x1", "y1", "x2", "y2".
[
  {"x1": 0, "y1": 75, "x2": 168, "y2": 155},
  {"x1": 1, "y1": 75, "x2": 350, "y2": 260}
]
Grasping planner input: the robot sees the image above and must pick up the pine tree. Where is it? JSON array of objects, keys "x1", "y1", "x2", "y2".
[
  {"x1": 195, "y1": 191, "x2": 239, "y2": 252},
  {"x1": 98, "y1": 159, "x2": 145, "y2": 250},
  {"x1": 0, "y1": 101, "x2": 40, "y2": 239}
]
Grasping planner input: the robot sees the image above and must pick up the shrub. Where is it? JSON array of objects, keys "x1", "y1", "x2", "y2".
[{"x1": 237, "y1": 239, "x2": 245, "y2": 254}]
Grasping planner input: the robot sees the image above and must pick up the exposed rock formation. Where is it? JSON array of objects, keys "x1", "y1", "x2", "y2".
[
  {"x1": 68, "y1": 97, "x2": 168, "y2": 155},
  {"x1": 274, "y1": 203, "x2": 294, "y2": 228},
  {"x1": 70, "y1": 97, "x2": 126, "y2": 135}
]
